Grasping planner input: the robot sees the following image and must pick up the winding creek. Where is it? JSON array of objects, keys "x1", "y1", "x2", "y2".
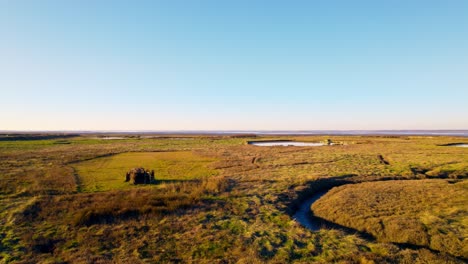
[
  {"x1": 292, "y1": 180, "x2": 468, "y2": 262},
  {"x1": 292, "y1": 143, "x2": 468, "y2": 230},
  {"x1": 292, "y1": 190, "x2": 329, "y2": 231},
  {"x1": 251, "y1": 141, "x2": 467, "y2": 260}
]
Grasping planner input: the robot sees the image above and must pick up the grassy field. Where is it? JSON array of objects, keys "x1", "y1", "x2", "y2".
[
  {"x1": 312, "y1": 179, "x2": 468, "y2": 258},
  {"x1": 73, "y1": 151, "x2": 218, "y2": 192},
  {"x1": 0, "y1": 134, "x2": 467, "y2": 263}
]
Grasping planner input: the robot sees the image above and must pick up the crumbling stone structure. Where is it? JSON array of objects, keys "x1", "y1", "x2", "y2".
[{"x1": 125, "y1": 167, "x2": 155, "y2": 184}]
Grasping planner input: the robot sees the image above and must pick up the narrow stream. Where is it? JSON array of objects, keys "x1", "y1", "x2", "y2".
[
  {"x1": 292, "y1": 180, "x2": 468, "y2": 262},
  {"x1": 293, "y1": 190, "x2": 329, "y2": 231}
]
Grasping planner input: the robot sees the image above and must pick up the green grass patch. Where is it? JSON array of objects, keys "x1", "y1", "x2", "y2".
[{"x1": 73, "y1": 151, "x2": 218, "y2": 192}]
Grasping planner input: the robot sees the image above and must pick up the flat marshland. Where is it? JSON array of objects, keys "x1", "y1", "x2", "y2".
[{"x1": 0, "y1": 134, "x2": 467, "y2": 263}]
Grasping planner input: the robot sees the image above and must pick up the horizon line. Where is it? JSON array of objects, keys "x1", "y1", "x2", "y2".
[{"x1": 1, "y1": 129, "x2": 468, "y2": 137}]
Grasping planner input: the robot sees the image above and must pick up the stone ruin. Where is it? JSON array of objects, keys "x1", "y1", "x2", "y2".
[{"x1": 125, "y1": 167, "x2": 155, "y2": 184}]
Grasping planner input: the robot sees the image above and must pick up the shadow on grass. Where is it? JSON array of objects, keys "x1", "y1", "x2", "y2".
[{"x1": 285, "y1": 175, "x2": 468, "y2": 262}]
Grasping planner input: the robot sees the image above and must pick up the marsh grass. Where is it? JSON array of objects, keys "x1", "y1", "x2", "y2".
[
  {"x1": 312, "y1": 179, "x2": 468, "y2": 258},
  {"x1": 73, "y1": 151, "x2": 218, "y2": 192},
  {"x1": 0, "y1": 135, "x2": 467, "y2": 263}
]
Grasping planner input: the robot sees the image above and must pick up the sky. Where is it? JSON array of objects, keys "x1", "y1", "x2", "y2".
[{"x1": 1, "y1": 0, "x2": 467, "y2": 131}]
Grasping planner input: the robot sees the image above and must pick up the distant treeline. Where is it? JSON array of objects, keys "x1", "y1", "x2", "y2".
[{"x1": 0, "y1": 134, "x2": 79, "y2": 141}]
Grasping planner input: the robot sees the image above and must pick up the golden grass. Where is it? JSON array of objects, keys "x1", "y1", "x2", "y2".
[
  {"x1": 312, "y1": 179, "x2": 468, "y2": 258},
  {"x1": 0, "y1": 135, "x2": 467, "y2": 263}
]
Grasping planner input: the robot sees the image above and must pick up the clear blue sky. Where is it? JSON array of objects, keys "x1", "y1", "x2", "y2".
[{"x1": 1, "y1": 1, "x2": 467, "y2": 130}]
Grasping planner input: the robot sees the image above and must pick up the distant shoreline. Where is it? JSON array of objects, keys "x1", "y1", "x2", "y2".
[{"x1": 1, "y1": 130, "x2": 468, "y2": 137}]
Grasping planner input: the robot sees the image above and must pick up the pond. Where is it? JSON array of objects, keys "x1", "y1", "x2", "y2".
[
  {"x1": 443, "y1": 143, "x2": 468, "y2": 148},
  {"x1": 248, "y1": 141, "x2": 325, "y2": 147},
  {"x1": 93, "y1": 137, "x2": 127, "y2": 140}
]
